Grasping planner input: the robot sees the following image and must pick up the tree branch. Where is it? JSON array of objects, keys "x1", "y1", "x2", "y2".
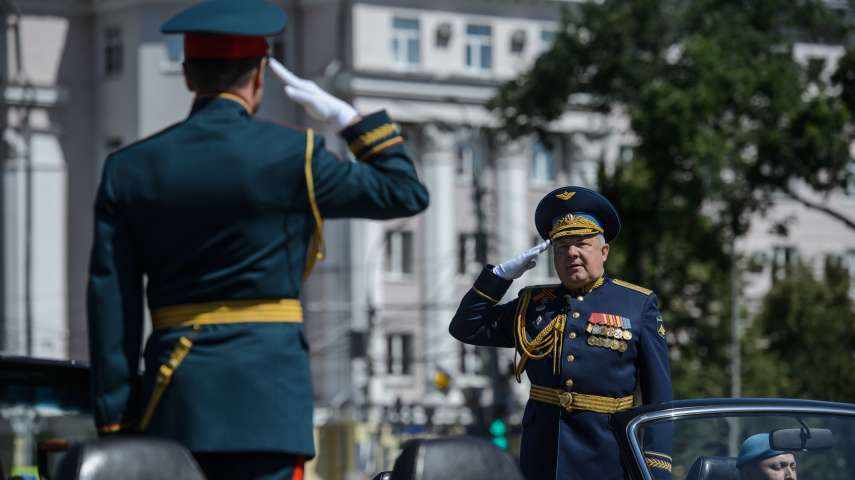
[{"x1": 783, "y1": 190, "x2": 855, "y2": 231}]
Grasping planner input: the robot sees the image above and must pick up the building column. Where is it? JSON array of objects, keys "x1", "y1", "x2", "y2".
[
  {"x1": 2, "y1": 113, "x2": 68, "y2": 359},
  {"x1": 420, "y1": 124, "x2": 458, "y2": 403},
  {"x1": 495, "y1": 139, "x2": 530, "y2": 275},
  {"x1": 350, "y1": 217, "x2": 385, "y2": 418},
  {"x1": 495, "y1": 138, "x2": 535, "y2": 411}
]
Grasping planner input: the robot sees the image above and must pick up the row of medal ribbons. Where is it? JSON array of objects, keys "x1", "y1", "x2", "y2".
[{"x1": 586, "y1": 312, "x2": 632, "y2": 352}]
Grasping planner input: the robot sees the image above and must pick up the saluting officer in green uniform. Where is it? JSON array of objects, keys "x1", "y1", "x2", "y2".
[{"x1": 86, "y1": 1, "x2": 429, "y2": 478}]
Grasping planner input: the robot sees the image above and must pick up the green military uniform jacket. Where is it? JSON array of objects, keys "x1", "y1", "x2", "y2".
[{"x1": 87, "y1": 95, "x2": 429, "y2": 455}]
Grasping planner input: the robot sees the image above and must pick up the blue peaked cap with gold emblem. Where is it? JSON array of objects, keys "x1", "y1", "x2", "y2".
[
  {"x1": 535, "y1": 186, "x2": 621, "y2": 243},
  {"x1": 161, "y1": 0, "x2": 286, "y2": 36}
]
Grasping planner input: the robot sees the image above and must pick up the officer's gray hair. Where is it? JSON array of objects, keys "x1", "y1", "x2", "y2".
[{"x1": 594, "y1": 234, "x2": 606, "y2": 246}]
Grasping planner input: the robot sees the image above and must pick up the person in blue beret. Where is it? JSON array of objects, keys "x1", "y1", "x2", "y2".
[
  {"x1": 86, "y1": 0, "x2": 429, "y2": 478},
  {"x1": 449, "y1": 186, "x2": 673, "y2": 480},
  {"x1": 737, "y1": 434, "x2": 798, "y2": 480}
]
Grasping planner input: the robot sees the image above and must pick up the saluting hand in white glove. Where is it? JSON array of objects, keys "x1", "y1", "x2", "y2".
[
  {"x1": 268, "y1": 58, "x2": 359, "y2": 130},
  {"x1": 492, "y1": 240, "x2": 551, "y2": 280}
]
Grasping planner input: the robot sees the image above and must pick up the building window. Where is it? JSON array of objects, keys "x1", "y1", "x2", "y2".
[
  {"x1": 806, "y1": 56, "x2": 826, "y2": 83},
  {"x1": 387, "y1": 333, "x2": 413, "y2": 375},
  {"x1": 459, "y1": 344, "x2": 482, "y2": 374},
  {"x1": 392, "y1": 17, "x2": 420, "y2": 67},
  {"x1": 455, "y1": 142, "x2": 480, "y2": 181},
  {"x1": 540, "y1": 29, "x2": 556, "y2": 51},
  {"x1": 618, "y1": 144, "x2": 635, "y2": 164},
  {"x1": 104, "y1": 27, "x2": 123, "y2": 76},
  {"x1": 458, "y1": 232, "x2": 486, "y2": 276},
  {"x1": 771, "y1": 245, "x2": 799, "y2": 281},
  {"x1": 465, "y1": 24, "x2": 492, "y2": 72},
  {"x1": 384, "y1": 230, "x2": 414, "y2": 278},
  {"x1": 531, "y1": 141, "x2": 557, "y2": 183},
  {"x1": 531, "y1": 235, "x2": 556, "y2": 279}
]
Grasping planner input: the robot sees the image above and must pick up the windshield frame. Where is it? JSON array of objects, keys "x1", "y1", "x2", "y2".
[{"x1": 620, "y1": 400, "x2": 855, "y2": 480}]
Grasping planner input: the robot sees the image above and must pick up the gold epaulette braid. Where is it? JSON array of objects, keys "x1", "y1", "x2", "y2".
[{"x1": 514, "y1": 288, "x2": 566, "y2": 381}]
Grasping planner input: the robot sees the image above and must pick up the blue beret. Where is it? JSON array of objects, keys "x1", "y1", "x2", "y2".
[
  {"x1": 737, "y1": 433, "x2": 786, "y2": 467},
  {"x1": 161, "y1": 0, "x2": 286, "y2": 36},
  {"x1": 534, "y1": 186, "x2": 621, "y2": 243}
]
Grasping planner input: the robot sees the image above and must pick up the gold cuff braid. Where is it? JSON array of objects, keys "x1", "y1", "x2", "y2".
[{"x1": 645, "y1": 456, "x2": 673, "y2": 472}]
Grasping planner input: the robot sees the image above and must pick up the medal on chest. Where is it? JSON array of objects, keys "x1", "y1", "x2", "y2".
[{"x1": 586, "y1": 312, "x2": 631, "y2": 352}]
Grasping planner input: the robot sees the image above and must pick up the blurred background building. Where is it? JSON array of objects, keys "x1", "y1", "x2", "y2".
[{"x1": 0, "y1": 0, "x2": 854, "y2": 478}]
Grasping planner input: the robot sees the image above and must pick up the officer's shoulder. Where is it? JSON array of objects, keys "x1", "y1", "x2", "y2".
[
  {"x1": 610, "y1": 278, "x2": 654, "y2": 297},
  {"x1": 254, "y1": 118, "x2": 312, "y2": 138},
  {"x1": 520, "y1": 284, "x2": 562, "y2": 301},
  {"x1": 106, "y1": 122, "x2": 183, "y2": 162}
]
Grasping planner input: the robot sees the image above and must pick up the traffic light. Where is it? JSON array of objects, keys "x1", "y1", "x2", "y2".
[{"x1": 489, "y1": 418, "x2": 508, "y2": 450}]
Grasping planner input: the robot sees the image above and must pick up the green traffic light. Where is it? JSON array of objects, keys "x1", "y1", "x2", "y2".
[
  {"x1": 489, "y1": 419, "x2": 507, "y2": 436},
  {"x1": 489, "y1": 419, "x2": 508, "y2": 449}
]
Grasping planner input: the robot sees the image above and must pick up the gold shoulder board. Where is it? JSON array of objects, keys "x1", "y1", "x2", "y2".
[{"x1": 612, "y1": 279, "x2": 653, "y2": 296}]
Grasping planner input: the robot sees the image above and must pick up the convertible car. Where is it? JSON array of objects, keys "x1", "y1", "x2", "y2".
[
  {"x1": 612, "y1": 397, "x2": 855, "y2": 479},
  {"x1": 3, "y1": 356, "x2": 855, "y2": 479}
]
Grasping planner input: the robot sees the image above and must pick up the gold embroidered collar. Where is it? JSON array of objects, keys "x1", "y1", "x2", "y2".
[{"x1": 567, "y1": 276, "x2": 605, "y2": 297}]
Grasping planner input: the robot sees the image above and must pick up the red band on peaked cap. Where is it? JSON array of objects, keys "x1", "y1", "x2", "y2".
[{"x1": 184, "y1": 33, "x2": 268, "y2": 59}]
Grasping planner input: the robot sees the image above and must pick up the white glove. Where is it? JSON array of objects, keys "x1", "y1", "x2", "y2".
[
  {"x1": 492, "y1": 240, "x2": 551, "y2": 280},
  {"x1": 268, "y1": 58, "x2": 358, "y2": 130}
]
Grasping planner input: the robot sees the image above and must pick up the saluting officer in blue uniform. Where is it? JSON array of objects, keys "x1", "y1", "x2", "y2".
[
  {"x1": 86, "y1": 1, "x2": 429, "y2": 478},
  {"x1": 449, "y1": 186, "x2": 671, "y2": 480}
]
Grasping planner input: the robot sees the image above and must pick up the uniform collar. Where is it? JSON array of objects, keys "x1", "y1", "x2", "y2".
[
  {"x1": 190, "y1": 92, "x2": 252, "y2": 117},
  {"x1": 564, "y1": 276, "x2": 606, "y2": 297}
]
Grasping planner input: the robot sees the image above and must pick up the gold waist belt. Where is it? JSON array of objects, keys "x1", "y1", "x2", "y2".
[
  {"x1": 530, "y1": 384, "x2": 634, "y2": 414},
  {"x1": 152, "y1": 298, "x2": 303, "y2": 330}
]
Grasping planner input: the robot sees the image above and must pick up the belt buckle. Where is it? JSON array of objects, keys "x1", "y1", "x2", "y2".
[{"x1": 558, "y1": 392, "x2": 573, "y2": 412}]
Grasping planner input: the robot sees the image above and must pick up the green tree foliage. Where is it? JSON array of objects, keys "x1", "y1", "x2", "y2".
[
  {"x1": 490, "y1": 0, "x2": 855, "y2": 398},
  {"x1": 743, "y1": 258, "x2": 855, "y2": 401}
]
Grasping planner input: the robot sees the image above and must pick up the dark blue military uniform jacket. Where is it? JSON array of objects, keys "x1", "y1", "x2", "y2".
[
  {"x1": 450, "y1": 267, "x2": 672, "y2": 480},
  {"x1": 87, "y1": 96, "x2": 429, "y2": 456}
]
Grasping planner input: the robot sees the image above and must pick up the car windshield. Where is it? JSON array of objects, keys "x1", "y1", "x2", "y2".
[{"x1": 631, "y1": 406, "x2": 855, "y2": 479}]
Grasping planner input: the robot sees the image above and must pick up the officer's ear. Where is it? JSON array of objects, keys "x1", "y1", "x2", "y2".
[
  {"x1": 252, "y1": 58, "x2": 267, "y2": 92},
  {"x1": 601, "y1": 242, "x2": 609, "y2": 262},
  {"x1": 182, "y1": 61, "x2": 196, "y2": 91}
]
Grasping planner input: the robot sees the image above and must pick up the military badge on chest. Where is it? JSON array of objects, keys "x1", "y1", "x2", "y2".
[{"x1": 586, "y1": 312, "x2": 631, "y2": 352}]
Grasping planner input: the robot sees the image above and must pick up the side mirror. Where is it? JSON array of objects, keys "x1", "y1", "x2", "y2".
[{"x1": 769, "y1": 428, "x2": 835, "y2": 451}]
